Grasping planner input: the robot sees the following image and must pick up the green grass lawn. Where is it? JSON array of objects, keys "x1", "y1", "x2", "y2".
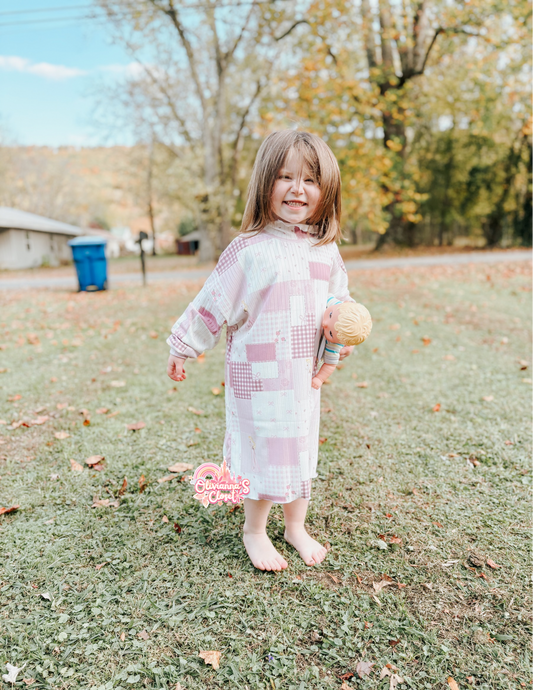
[{"x1": 0, "y1": 260, "x2": 531, "y2": 689}]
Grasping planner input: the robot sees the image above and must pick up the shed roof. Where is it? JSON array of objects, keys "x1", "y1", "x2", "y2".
[
  {"x1": 0, "y1": 207, "x2": 83, "y2": 237},
  {"x1": 178, "y1": 230, "x2": 201, "y2": 242}
]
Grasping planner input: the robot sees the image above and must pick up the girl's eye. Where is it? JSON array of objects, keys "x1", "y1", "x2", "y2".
[
  {"x1": 329, "y1": 312, "x2": 332, "y2": 317},
  {"x1": 330, "y1": 331, "x2": 333, "y2": 338}
]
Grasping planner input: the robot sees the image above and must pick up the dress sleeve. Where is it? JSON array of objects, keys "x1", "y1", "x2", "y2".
[
  {"x1": 328, "y1": 245, "x2": 355, "y2": 304},
  {"x1": 166, "y1": 239, "x2": 248, "y2": 359}
]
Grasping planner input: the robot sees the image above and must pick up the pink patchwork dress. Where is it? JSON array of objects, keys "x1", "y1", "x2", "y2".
[{"x1": 167, "y1": 220, "x2": 354, "y2": 503}]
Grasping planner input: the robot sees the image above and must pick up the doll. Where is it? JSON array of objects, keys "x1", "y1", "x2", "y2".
[{"x1": 311, "y1": 294, "x2": 372, "y2": 389}]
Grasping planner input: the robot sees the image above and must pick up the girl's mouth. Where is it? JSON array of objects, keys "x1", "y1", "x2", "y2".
[{"x1": 283, "y1": 201, "x2": 306, "y2": 207}]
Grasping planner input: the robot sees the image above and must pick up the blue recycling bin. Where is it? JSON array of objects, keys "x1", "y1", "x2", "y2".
[{"x1": 68, "y1": 237, "x2": 108, "y2": 292}]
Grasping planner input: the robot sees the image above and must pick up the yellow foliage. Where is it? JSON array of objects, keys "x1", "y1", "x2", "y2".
[{"x1": 386, "y1": 139, "x2": 403, "y2": 152}]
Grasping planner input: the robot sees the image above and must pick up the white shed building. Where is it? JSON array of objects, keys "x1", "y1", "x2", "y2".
[{"x1": 0, "y1": 207, "x2": 83, "y2": 270}]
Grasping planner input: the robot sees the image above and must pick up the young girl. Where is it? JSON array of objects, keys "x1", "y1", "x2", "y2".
[{"x1": 167, "y1": 130, "x2": 355, "y2": 572}]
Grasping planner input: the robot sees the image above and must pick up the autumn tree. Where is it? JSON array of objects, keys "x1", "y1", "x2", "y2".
[
  {"x1": 96, "y1": 0, "x2": 306, "y2": 259},
  {"x1": 271, "y1": 0, "x2": 531, "y2": 248}
]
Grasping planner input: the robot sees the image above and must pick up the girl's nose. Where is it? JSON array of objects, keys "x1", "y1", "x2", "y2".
[{"x1": 290, "y1": 177, "x2": 304, "y2": 194}]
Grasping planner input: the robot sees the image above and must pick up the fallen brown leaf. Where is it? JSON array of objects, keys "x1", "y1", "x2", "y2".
[
  {"x1": 138, "y1": 474, "x2": 147, "y2": 493},
  {"x1": 443, "y1": 354, "x2": 456, "y2": 360},
  {"x1": 69, "y1": 459, "x2": 84, "y2": 472},
  {"x1": 106, "y1": 410, "x2": 120, "y2": 418},
  {"x1": 22, "y1": 679, "x2": 35, "y2": 686},
  {"x1": 373, "y1": 579, "x2": 394, "y2": 594},
  {"x1": 126, "y1": 421, "x2": 145, "y2": 431},
  {"x1": 356, "y1": 660, "x2": 375, "y2": 678},
  {"x1": 0, "y1": 505, "x2": 19, "y2": 515},
  {"x1": 389, "y1": 639, "x2": 401, "y2": 647},
  {"x1": 138, "y1": 630, "x2": 149, "y2": 640},
  {"x1": 92, "y1": 499, "x2": 119, "y2": 508},
  {"x1": 319, "y1": 437, "x2": 327, "y2": 445},
  {"x1": 432, "y1": 403, "x2": 441, "y2": 412},
  {"x1": 486, "y1": 558, "x2": 501, "y2": 569},
  {"x1": 422, "y1": 336, "x2": 431, "y2": 346},
  {"x1": 110, "y1": 380, "x2": 126, "y2": 387},
  {"x1": 120, "y1": 631, "x2": 126, "y2": 642},
  {"x1": 54, "y1": 431, "x2": 70, "y2": 439},
  {"x1": 198, "y1": 650, "x2": 220, "y2": 670},
  {"x1": 118, "y1": 477, "x2": 128, "y2": 496},
  {"x1": 448, "y1": 679, "x2": 460, "y2": 690},
  {"x1": 85, "y1": 455, "x2": 105, "y2": 466},
  {"x1": 168, "y1": 462, "x2": 194, "y2": 473},
  {"x1": 356, "y1": 381, "x2": 368, "y2": 388},
  {"x1": 27, "y1": 333, "x2": 40, "y2": 345},
  {"x1": 95, "y1": 562, "x2": 107, "y2": 570},
  {"x1": 83, "y1": 419, "x2": 91, "y2": 426},
  {"x1": 174, "y1": 522, "x2": 182, "y2": 533},
  {"x1": 187, "y1": 406, "x2": 204, "y2": 415},
  {"x1": 389, "y1": 535, "x2": 402, "y2": 544},
  {"x1": 482, "y1": 395, "x2": 494, "y2": 402},
  {"x1": 162, "y1": 515, "x2": 169, "y2": 523},
  {"x1": 211, "y1": 387, "x2": 221, "y2": 395},
  {"x1": 96, "y1": 407, "x2": 109, "y2": 414},
  {"x1": 149, "y1": 331, "x2": 159, "y2": 339},
  {"x1": 158, "y1": 475, "x2": 177, "y2": 484}
]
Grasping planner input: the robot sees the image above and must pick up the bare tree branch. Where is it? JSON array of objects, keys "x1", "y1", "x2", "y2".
[
  {"x1": 137, "y1": 61, "x2": 195, "y2": 145},
  {"x1": 151, "y1": 0, "x2": 207, "y2": 114},
  {"x1": 275, "y1": 19, "x2": 308, "y2": 41},
  {"x1": 360, "y1": 0, "x2": 378, "y2": 69},
  {"x1": 230, "y1": 77, "x2": 265, "y2": 188},
  {"x1": 412, "y1": 0, "x2": 430, "y2": 73},
  {"x1": 379, "y1": 0, "x2": 394, "y2": 68},
  {"x1": 224, "y1": 1, "x2": 257, "y2": 64}
]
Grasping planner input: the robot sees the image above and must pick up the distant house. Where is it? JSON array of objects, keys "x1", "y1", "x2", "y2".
[
  {"x1": 176, "y1": 230, "x2": 201, "y2": 255},
  {"x1": 0, "y1": 207, "x2": 83, "y2": 270}
]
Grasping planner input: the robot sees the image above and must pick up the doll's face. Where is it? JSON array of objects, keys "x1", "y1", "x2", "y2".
[{"x1": 322, "y1": 303, "x2": 341, "y2": 343}]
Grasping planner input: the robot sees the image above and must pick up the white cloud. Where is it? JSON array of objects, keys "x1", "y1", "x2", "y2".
[
  {"x1": 0, "y1": 55, "x2": 86, "y2": 80},
  {"x1": 99, "y1": 62, "x2": 146, "y2": 78},
  {"x1": 0, "y1": 55, "x2": 163, "y2": 82}
]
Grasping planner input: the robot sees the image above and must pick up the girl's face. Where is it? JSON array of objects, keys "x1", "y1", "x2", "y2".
[{"x1": 271, "y1": 150, "x2": 321, "y2": 225}]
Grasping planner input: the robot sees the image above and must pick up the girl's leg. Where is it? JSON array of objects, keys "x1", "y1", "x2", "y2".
[
  {"x1": 282, "y1": 497, "x2": 327, "y2": 566},
  {"x1": 242, "y1": 498, "x2": 288, "y2": 571}
]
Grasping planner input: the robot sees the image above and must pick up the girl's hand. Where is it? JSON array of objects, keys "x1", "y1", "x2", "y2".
[
  {"x1": 167, "y1": 355, "x2": 187, "y2": 382},
  {"x1": 311, "y1": 377, "x2": 323, "y2": 390},
  {"x1": 338, "y1": 345, "x2": 354, "y2": 361}
]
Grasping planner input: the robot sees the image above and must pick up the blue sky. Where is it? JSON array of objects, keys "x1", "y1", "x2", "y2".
[{"x1": 0, "y1": 1, "x2": 136, "y2": 147}]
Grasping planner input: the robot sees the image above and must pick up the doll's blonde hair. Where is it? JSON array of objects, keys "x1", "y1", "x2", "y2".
[
  {"x1": 240, "y1": 130, "x2": 343, "y2": 246},
  {"x1": 335, "y1": 302, "x2": 372, "y2": 346}
]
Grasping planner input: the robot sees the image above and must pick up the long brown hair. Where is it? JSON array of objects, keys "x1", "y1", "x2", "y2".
[{"x1": 240, "y1": 130, "x2": 343, "y2": 245}]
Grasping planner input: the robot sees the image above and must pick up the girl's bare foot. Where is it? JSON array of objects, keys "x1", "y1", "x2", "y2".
[
  {"x1": 284, "y1": 527, "x2": 327, "y2": 566},
  {"x1": 243, "y1": 529, "x2": 288, "y2": 571}
]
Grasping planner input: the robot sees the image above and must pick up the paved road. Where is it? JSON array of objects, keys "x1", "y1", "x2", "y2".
[{"x1": 0, "y1": 250, "x2": 530, "y2": 291}]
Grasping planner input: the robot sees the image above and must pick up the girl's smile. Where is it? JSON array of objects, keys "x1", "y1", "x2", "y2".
[{"x1": 271, "y1": 150, "x2": 321, "y2": 225}]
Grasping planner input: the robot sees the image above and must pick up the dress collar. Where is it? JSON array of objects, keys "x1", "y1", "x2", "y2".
[{"x1": 264, "y1": 219, "x2": 319, "y2": 243}]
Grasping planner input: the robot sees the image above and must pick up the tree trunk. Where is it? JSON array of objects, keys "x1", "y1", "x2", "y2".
[{"x1": 514, "y1": 140, "x2": 532, "y2": 245}]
